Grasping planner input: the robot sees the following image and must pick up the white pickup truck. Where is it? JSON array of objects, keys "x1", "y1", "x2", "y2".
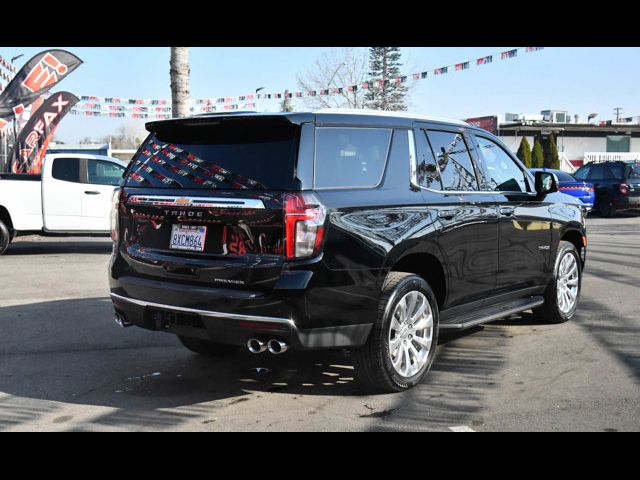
[{"x1": 0, "y1": 153, "x2": 128, "y2": 254}]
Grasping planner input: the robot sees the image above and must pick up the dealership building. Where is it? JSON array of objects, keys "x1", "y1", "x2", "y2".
[{"x1": 468, "y1": 110, "x2": 640, "y2": 172}]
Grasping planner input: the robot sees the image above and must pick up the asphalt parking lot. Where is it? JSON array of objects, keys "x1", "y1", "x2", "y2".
[{"x1": 1, "y1": 214, "x2": 639, "y2": 431}]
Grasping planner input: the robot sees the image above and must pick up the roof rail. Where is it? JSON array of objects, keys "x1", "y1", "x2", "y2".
[{"x1": 313, "y1": 108, "x2": 468, "y2": 126}]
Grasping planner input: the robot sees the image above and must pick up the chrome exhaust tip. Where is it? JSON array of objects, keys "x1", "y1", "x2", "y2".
[
  {"x1": 267, "y1": 339, "x2": 289, "y2": 355},
  {"x1": 247, "y1": 338, "x2": 267, "y2": 354},
  {"x1": 114, "y1": 312, "x2": 131, "y2": 328}
]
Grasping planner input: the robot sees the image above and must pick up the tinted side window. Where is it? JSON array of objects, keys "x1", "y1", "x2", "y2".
[
  {"x1": 574, "y1": 165, "x2": 590, "y2": 181},
  {"x1": 51, "y1": 158, "x2": 80, "y2": 183},
  {"x1": 87, "y1": 160, "x2": 124, "y2": 186},
  {"x1": 315, "y1": 127, "x2": 391, "y2": 188},
  {"x1": 590, "y1": 164, "x2": 604, "y2": 181},
  {"x1": 414, "y1": 130, "x2": 442, "y2": 189},
  {"x1": 609, "y1": 163, "x2": 624, "y2": 179},
  {"x1": 473, "y1": 136, "x2": 528, "y2": 192},
  {"x1": 602, "y1": 165, "x2": 616, "y2": 180},
  {"x1": 426, "y1": 130, "x2": 478, "y2": 191}
]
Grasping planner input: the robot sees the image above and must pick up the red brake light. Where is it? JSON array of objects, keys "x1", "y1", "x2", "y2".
[
  {"x1": 620, "y1": 183, "x2": 630, "y2": 196},
  {"x1": 283, "y1": 193, "x2": 326, "y2": 259}
]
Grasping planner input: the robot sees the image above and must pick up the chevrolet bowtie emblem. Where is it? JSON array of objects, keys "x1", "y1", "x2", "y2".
[{"x1": 174, "y1": 197, "x2": 191, "y2": 207}]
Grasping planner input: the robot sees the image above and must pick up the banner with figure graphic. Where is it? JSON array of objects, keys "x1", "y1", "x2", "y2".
[
  {"x1": 11, "y1": 92, "x2": 78, "y2": 174},
  {"x1": 0, "y1": 50, "x2": 82, "y2": 119}
]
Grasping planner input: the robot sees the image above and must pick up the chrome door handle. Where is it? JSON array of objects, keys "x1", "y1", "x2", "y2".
[
  {"x1": 437, "y1": 209, "x2": 459, "y2": 220},
  {"x1": 499, "y1": 207, "x2": 515, "y2": 216},
  {"x1": 84, "y1": 191, "x2": 100, "y2": 195}
]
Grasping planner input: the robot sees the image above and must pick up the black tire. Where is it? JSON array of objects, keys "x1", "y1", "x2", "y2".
[
  {"x1": 598, "y1": 194, "x2": 615, "y2": 218},
  {"x1": 0, "y1": 220, "x2": 11, "y2": 256},
  {"x1": 353, "y1": 272, "x2": 439, "y2": 393},
  {"x1": 177, "y1": 335, "x2": 240, "y2": 356},
  {"x1": 533, "y1": 241, "x2": 582, "y2": 324}
]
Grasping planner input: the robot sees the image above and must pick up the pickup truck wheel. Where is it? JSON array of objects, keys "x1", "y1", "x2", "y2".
[
  {"x1": 0, "y1": 220, "x2": 11, "y2": 255},
  {"x1": 177, "y1": 335, "x2": 240, "y2": 356},
  {"x1": 353, "y1": 272, "x2": 439, "y2": 393},
  {"x1": 533, "y1": 241, "x2": 581, "y2": 324}
]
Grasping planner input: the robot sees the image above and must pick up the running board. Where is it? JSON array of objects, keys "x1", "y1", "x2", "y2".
[{"x1": 439, "y1": 296, "x2": 545, "y2": 331}]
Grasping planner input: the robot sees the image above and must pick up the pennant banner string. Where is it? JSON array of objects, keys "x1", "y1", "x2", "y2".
[{"x1": 8, "y1": 47, "x2": 543, "y2": 110}]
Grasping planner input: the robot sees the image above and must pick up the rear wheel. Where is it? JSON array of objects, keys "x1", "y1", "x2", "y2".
[
  {"x1": 598, "y1": 194, "x2": 615, "y2": 217},
  {"x1": 0, "y1": 220, "x2": 11, "y2": 255},
  {"x1": 178, "y1": 335, "x2": 240, "y2": 356},
  {"x1": 353, "y1": 272, "x2": 439, "y2": 392},
  {"x1": 533, "y1": 241, "x2": 581, "y2": 324}
]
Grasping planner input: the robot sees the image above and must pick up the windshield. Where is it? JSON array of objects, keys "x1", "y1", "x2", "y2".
[{"x1": 125, "y1": 118, "x2": 300, "y2": 190}]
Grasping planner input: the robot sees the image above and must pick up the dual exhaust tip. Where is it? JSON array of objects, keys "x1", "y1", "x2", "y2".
[{"x1": 247, "y1": 338, "x2": 289, "y2": 355}]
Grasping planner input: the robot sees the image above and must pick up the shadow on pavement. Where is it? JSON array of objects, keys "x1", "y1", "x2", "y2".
[
  {"x1": 0, "y1": 296, "x2": 513, "y2": 431},
  {"x1": 6, "y1": 239, "x2": 112, "y2": 256},
  {"x1": 0, "y1": 297, "x2": 359, "y2": 430},
  {"x1": 369, "y1": 324, "x2": 511, "y2": 431},
  {"x1": 573, "y1": 297, "x2": 640, "y2": 383}
]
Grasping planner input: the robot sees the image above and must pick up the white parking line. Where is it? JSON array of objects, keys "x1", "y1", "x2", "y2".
[{"x1": 449, "y1": 426, "x2": 475, "y2": 432}]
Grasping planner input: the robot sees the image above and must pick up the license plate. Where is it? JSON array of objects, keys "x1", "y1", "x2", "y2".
[{"x1": 170, "y1": 225, "x2": 207, "y2": 252}]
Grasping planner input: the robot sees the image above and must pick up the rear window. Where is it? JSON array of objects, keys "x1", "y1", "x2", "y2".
[
  {"x1": 624, "y1": 162, "x2": 640, "y2": 179},
  {"x1": 532, "y1": 169, "x2": 575, "y2": 182},
  {"x1": 554, "y1": 171, "x2": 577, "y2": 182},
  {"x1": 314, "y1": 127, "x2": 391, "y2": 188},
  {"x1": 125, "y1": 118, "x2": 300, "y2": 190},
  {"x1": 52, "y1": 158, "x2": 80, "y2": 183}
]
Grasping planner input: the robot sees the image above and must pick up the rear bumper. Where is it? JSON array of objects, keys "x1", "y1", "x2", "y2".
[
  {"x1": 615, "y1": 196, "x2": 640, "y2": 210},
  {"x1": 109, "y1": 275, "x2": 373, "y2": 350}
]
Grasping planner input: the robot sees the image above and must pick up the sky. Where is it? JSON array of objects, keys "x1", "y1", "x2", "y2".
[{"x1": 1, "y1": 46, "x2": 639, "y2": 144}]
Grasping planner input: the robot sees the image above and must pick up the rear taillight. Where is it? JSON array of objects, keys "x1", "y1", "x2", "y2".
[
  {"x1": 620, "y1": 183, "x2": 630, "y2": 196},
  {"x1": 110, "y1": 189, "x2": 121, "y2": 243},
  {"x1": 283, "y1": 193, "x2": 326, "y2": 259}
]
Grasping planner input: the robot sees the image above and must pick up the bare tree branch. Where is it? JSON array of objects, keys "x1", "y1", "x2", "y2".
[{"x1": 296, "y1": 47, "x2": 369, "y2": 110}]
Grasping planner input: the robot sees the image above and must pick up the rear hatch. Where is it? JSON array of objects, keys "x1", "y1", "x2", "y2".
[{"x1": 118, "y1": 115, "x2": 302, "y2": 291}]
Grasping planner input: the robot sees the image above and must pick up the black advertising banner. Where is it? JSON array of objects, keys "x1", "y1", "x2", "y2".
[
  {"x1": 11, "y1": 92, "x2": 79, "y2": 174},
  {"x1": 0, "y1": 50, "x2": 82, "y2": 119}
]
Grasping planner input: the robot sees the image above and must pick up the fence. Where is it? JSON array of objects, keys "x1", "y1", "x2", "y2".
[{"x1": 584, "y1": 152, "x2": 640, "y2": 163}]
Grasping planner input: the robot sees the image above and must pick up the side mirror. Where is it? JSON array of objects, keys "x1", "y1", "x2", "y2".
[{"x1": 535, "y1": 171, "x2": 559, "y2": 196}]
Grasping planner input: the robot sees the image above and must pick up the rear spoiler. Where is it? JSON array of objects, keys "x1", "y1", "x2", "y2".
[{"x1": 145, "y1": 112, "x2": 314, "y2": 132}]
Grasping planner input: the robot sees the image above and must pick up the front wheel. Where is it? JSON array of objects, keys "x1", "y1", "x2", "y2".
[
  {"x1": 0, "y1": 220, "x2": 11, "y2": 255},
  {"x1": 178, "y1": 335, "x2": 240, "y2": 356},
  {"x1": 533, "y1": 241, "x2": 582, "y2": 324},
  {"x1": 353, "y1": 272, "x2": 439, "y2": 392}
]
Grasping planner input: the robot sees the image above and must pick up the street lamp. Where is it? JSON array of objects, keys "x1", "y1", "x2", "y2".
[
  {"x1": 10, "y1": 54, "x2": 24, "y2": 64},
  {"x1": 255, "y1": 87, "x2": 264, "y2": 112}
]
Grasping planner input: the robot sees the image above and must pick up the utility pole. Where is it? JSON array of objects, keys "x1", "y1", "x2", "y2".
[{"x1": 614, "y1": 107, "x2": 623, "y2": 123}]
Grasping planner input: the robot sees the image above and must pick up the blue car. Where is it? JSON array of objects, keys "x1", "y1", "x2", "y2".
[{"x1": 530, "y1": 168, "x2": 595, "y2": 212}]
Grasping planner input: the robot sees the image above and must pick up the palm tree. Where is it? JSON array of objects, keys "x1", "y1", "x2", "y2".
[{"x1": 170, "y1": 47, "x2": 190, "y2": 118}]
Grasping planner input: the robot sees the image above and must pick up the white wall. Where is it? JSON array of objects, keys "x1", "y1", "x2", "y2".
[
  {"x1": 499, "y1": 135, "x2": 640, "y2": 162},
  {"x1": 500, "y1": 135, "x2": 535, "y2": 154},
  {"x1": 560, "y1": 137, "x2": 607, "y2": 161}
]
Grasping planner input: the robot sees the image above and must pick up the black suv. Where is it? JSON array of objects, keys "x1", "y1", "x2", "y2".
[
  {"x1": 109, "y1": 110, "x2": 586, "y2": 392},
  {"x1": 573, "y1": 160, "x2": 640, "y2": 217}
]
